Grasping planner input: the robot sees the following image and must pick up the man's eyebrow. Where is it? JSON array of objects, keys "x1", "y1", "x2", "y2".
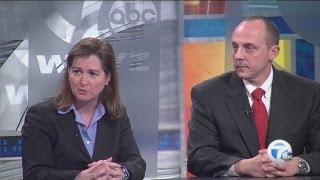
[{"x1": 241, "y1": 42, "x2": 257, "y2": 46}]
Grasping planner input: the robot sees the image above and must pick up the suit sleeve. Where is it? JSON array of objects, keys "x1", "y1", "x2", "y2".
[
  {"x1": 299, "y1": 84, "x2": 320, "y2": 175},
  {"x1": 117, "y1": 110, "x2": 146, "y2": 180},
  {"x1": 22, "y1": 103, "x2": 80, "y2": 180},
  {"x1": 187, "y1": 86, "x2": 242, "y2": 177}
]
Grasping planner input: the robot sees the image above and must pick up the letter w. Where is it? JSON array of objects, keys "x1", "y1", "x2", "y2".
[
  {"x1": 5, "y1": 85, "x2": 28, "y2": 105},
  {"x1": 37, "y1": 55, "x2": 65, "y2": 74}
]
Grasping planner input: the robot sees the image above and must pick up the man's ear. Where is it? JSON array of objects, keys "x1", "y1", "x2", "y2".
[{"x1": 269, "y1": 45, "x2": 280, "y2": 62}]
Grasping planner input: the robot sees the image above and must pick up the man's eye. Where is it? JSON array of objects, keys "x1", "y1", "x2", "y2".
[
  {"x1": 246, "y1": 46, "x2": 255, "y2": 53},
  {"x1": 232, "y1": 45, "x2": 238, "y2": 52}
]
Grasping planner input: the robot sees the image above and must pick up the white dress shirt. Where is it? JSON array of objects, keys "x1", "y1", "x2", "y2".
[{"x1": 243, "y1": 68, "x2": 273, "y2": 114}]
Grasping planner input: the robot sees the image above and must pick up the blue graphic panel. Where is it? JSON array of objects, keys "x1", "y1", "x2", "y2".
[
  {"x1": 296, "y1": 39, "x2": 314, "y2": 80},
  {"x1": 158, "y1": 130, "x2": 180, "y2": 151},
  {"x1": 184, "y1": 18, "x2": 225, "y2": 38},
  {"x1": 0, "y1": 136, "x2": 22, "y2": 158}
]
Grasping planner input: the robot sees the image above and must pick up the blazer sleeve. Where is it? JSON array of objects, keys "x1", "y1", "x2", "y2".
[
  {"x1": 187, "y1": 86, "x2": 242, "y2": 177},
  {"x1": 299, "y1": 84, "x2": 320, "y2": 175},
  {"x1": 117, "y1": 110, "x2": 146, "y2": 180},
  {"x1": 22, "y1": 102, "x2": 80, "y2": 180}
]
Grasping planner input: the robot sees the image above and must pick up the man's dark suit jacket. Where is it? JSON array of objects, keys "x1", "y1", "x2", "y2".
[
  {"x1": 187, "y1": 67, "x2": 320, "y2": 177},
  {"x1": 22, "y1": 99, "x2": 146, "y2": 180}
]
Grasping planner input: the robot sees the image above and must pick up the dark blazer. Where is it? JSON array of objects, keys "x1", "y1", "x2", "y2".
[
  {"x1": 22, "y1": 99, "x2": 146, "y2": 180},
  {"x1": 187, "y1": 67, "x2": 320, "y2": 177}
]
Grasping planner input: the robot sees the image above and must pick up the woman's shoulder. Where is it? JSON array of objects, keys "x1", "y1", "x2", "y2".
[
  {"x1": 23, "y1": 98, "x2": 58, "y2": 140},
  {"x1": 28, "y1": 98, "x2": 57, "y2": 113}
]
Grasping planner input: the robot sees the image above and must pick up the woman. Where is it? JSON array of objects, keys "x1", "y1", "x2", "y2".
[{"x1": 22, "y1": 38, "x2": 146, "y2": 180}]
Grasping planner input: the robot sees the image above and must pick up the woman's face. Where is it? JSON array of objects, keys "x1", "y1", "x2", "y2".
[{"x1": 68, "y1": 55, "x2": 110, "y2": 106}]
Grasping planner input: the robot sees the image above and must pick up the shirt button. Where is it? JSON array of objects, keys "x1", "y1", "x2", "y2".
[{"x1": 86, "y1": 140, "x2": 90, "y2": 144}]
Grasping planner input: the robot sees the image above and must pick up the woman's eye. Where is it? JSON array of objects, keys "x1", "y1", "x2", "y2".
[
  {"x1": 89, "y1": 72, "x2": 98, "y2": 77},
  {"x1": 72, "y1": 70, "x2": 81, "y2": 75}
]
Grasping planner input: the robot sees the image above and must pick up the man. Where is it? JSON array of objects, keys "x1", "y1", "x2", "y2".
[{"x1": 187, "y1": 16, "x2": 320, "y2": 177}]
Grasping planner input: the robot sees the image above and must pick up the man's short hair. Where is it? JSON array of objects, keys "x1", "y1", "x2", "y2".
[{"x1": 243, "y1": 16, "x2": 280, "y2": 46}]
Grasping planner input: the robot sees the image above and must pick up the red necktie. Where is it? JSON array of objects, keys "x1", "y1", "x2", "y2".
[{"x1": 251, "y1": 88, "x2": 268, "y2": 149}]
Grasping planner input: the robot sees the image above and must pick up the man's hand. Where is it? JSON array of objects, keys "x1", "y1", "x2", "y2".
[
  {"x1": 259, "y1": 149, "x2": 300, "y2": 177},
  {"x1": 234, "y1": 153, "x2": 266, "y2": 177}
]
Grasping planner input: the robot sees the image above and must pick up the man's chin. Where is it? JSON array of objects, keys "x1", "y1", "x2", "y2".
[{"x1": 235, "y1": 71, "x2": 248, "y2": 79}]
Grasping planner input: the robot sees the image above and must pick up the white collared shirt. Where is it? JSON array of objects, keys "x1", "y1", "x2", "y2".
[{"x1": 243, "y1": 68, "x2": 273, "y2": 114}]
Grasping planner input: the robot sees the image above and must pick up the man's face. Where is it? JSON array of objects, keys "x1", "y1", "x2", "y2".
[{"x1": 231, "y1": 20, "x2": 279, "y2": 86}]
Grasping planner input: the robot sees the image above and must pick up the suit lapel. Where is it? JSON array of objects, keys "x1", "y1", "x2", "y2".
[
  {"x1": 267, "y1": 68, "x2": 293, "y2": 145},
  {"x1": 225, "y1": 73, "x2": 259, "y2": 156},
  {"x1": 92, "y1": 115, "x2": 115, "y2": 161},
  {"x1": 58, "y1": 111, "x2": 91, "y2": 160}
]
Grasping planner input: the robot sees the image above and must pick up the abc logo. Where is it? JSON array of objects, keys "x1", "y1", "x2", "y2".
[
  {"x1": 109, "y1": 1, "x2": 157, "y2": 29},
  {"x1": 267, "y1": 140, "x2": 292, "y2": 163}
]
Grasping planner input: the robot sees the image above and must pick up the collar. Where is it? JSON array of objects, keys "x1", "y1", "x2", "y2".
[
  {"x1": 243, "y1": 67, "x2": 273, "y2": 99},
  {"x1": 58, "y1": 103, "x2": 105, "y2": 115}
]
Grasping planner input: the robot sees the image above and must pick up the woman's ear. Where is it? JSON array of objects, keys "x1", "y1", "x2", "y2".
[{"x1": 106, "y1": 73, "x2": 111, "y2": 86}]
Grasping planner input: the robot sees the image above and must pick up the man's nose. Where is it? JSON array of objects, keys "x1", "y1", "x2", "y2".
[{"x1": 234, "y1": 47, "x2": 245, "y2": 60}]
